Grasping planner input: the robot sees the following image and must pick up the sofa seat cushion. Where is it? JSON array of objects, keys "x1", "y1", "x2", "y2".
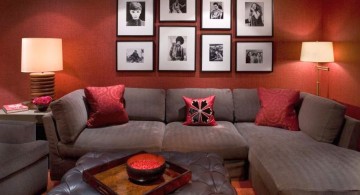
[
  {"x1": 58, "y1": 121, "x2": 165, "y2": 158},
  {"x1": 0, "y1": 141, "x2": 48, "y2": 179},
  {"x1": 235, "y1": 122, "x2": 360, "y2": 194},
  {"x1": 162, "y1": 121, "x2": 248, "y2": 160}
]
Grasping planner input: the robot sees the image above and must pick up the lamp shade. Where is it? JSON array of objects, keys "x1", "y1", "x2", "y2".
[
  {"x1": 21, "y1": 38, "x2": 63, "y2": 73},
  {"x1": 300, "y1": 42, "x2": 334, "y2": 63}
]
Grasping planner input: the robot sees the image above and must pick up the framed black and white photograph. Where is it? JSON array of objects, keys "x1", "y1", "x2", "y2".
[
  {"x1": 117, "y1": 0, "x2": 154, "y2": 36},
  {"x1": 158, "y1": 26, "x2": 196, "y2": 71},
  {"x1": 236, "y1": 42, "x2": 273, "y2": 72},
  {"x1": 201, "y1": 0, "x2": 231, "y2": 29},
  {"x1": 116, "y1": 41, "x2": 154, "y2": 71},
  {"x1": 201, "y1": 34, "x2": 231, "y2": 72},
  {"x1": 236, "y1": 0, "x2": 273, "y2": 36},
  {"x1": 159, "y1": 0, "x2": 196, "y2": 21}
]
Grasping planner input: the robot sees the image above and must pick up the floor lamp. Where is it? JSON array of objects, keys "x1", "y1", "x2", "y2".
[
  {"x1": 300, "y1": 42, "x2": 334, "y2": 96},
  {"x1": 21, "y1": 38, "x2": 63, "y2": 100}
]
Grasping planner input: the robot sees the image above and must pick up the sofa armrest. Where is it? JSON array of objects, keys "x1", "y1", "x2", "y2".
[
  {"x1": 338, "y1": 116, "x2": 360, "y2": 151},
  {"x1": 43, "y1": 112, "x2": 61, "y2": 156},
  {"x1": 0, "y1": 120, "x2": 36, "y2": 143}
]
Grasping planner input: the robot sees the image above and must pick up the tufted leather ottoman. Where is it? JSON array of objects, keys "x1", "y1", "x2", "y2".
[{"x1": 48, "y1": 151, "x2": 236, "y2": 195}]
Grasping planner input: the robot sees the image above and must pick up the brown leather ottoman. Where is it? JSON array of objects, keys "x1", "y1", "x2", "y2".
[{"x1": 48, "y1": 151, "x2": 236, "y2": 194}]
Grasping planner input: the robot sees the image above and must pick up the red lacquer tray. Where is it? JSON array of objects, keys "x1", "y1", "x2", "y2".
[{"x1": 83, "y1": 152, "x2": 192, "y2": 195}]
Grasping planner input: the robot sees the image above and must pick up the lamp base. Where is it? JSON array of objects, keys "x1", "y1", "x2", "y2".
[{"x1": 30, "y1": 72, "x2": 55, "y2": 99}]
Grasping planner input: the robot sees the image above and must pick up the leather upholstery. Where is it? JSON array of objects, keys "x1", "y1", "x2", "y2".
[{"x1": 48, "y1": 151, "x2": 236, "y2": 195}]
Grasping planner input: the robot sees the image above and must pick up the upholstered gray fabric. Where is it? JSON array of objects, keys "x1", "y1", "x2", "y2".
[
  {"x1": 235, "y1": 122, "x2": 360, "y2": 194},
  {"x1": 166, "y1": 88, "x2": 234, "y2": 123},
  {"x1": 233, "y1": 89, "x2": 260, "y2": 122},
  {"x1": 124, "y1": 88, "x2": 165, "y2": 121},
  {"x1": 338, "y1": 116, "x2": 360, "y2": 150},
  {"x1": 0, "y1": 141, "x2": 48, "y2": 180},
  {"x1": 0, "y1": 120, "x2": 35, "y2": 144},
  {"x1": 50, "y1": 89, "x2": 88, "y2": 144},
  {"x1": 298, "y1": 93, "x2": 346, "y2": 143},
  {"x1": 162, "y1": 121, "x2": 248, "y2": 160},
  {"x1": 0, "y1": 156, "x2": 48, "y2": 195},
  {"x1": 58, "y1": 121, "x2": 165, "y2": 158}
]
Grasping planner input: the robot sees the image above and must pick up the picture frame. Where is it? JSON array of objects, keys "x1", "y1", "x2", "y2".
[
  {"x1": 201, "y1": 34, "x2": 232, "y2": 72},
  {"x1": 117, "y1": 0, "x2": 154, "y2": 36},
  {"x1": 158, "y1": 26, "x2": 196, "y2": 71},
  {"x1": 116, "y1": 41, "x2": 154, "y2": 71},
  {"x1": 201, "y1": 0, "x2": 232, "y2": 29},
  {"x1": 236, "y1": 42, "x2": 273, "y2": 72},
  {"x1": 159, "y1": 0, "x2": 196, "y2": 22},
  {"x1": 236, "y1": 0, "x2": 273, "y2": 37}
]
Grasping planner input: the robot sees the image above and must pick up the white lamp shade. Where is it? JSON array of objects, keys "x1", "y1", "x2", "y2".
[
  {"x1": 300, "y1": 42, "x2": 334, "y2": 63},
  {"x1": 21, "y1": 38, "x2": 63, "y2": 73}
]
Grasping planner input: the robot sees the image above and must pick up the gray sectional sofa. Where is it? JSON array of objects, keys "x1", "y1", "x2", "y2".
[
  {"x1": 43, "y1": 87, "x2": 360, "y2": 194},
  {"x1": 0, "y1": 120, "x2": 49, "y2": 195}
]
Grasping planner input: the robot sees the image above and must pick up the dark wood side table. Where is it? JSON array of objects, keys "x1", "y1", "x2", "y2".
[{"x1": 0, "y1": 109, "x2": 49, "y2": 140}]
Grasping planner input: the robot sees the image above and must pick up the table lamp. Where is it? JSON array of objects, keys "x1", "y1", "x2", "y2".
[
  {"x1": 300, "y1": 41, "x2": 334, "y2": 96},
  {"x1": 21, "y1": 38, "x2": 63, "y2": 100}
]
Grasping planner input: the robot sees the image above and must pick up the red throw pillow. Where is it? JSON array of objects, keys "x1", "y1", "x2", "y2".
[
  {"x1": 183, "y1": 95, "x2": 217, "y2": 126},
  {"x1": 255, "y1": 88, "x2": 300, "y2": 131},
  {"x1": 85, "y1": 85, "x2": 129, "y2": 128}
]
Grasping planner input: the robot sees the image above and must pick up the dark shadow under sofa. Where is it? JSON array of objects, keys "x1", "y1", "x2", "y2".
[{"x1": 43, "y1": 87, "x2": 360, "y2": 194}]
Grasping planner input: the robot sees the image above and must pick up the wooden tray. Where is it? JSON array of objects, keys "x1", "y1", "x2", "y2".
[{"x1": 83, "y1": 152, "x2": 192, "y2": 195}]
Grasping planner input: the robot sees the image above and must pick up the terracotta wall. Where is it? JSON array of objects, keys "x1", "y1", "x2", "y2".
[
  {"x1": 0, "y1": 0, "x2": 359, "y2": 119},
  {"x1": 322, "y1": 0, "x2": 360, "y2": 119}
]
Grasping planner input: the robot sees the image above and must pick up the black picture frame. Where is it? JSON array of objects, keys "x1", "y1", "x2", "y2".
[
  {"x1": 236, "y1": 0, "x2": 273, "y2": 37},
  {"x1": 158, "y1": 26, "x2": 197, "y2": 71},
  {"x1": 236, "y1": 41, "x2": 273, "y2": 72},
  {"x1": 201, "y1": 0, "x2": 232, "y2": 30},
  {"x1": 117, "y1": 0, "x2": 154, "y2": 36},
  {"x1": 159, "y1": 0, "x2": 197, "y2": 22},
  {"x1": 201, "y1": 34, "x2": 232, "y2": 72},
  {"x1": 116, "y1": 41, "x2": 154, "y2": 71}
]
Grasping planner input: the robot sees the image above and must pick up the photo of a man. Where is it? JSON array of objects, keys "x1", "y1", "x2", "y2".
[
  {"x1": 210, "y1": 2, "x2": 224, "y2": 19},
  {"x1": 168, "y1": 36, "x2": 187, "y2": 61},
  {"x1": 126, "y1": 1, "x2": 145, "y2": 26}
]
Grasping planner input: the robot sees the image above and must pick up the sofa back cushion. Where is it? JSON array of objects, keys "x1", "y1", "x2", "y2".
[
  {"x1": 50, "y1": 89, "x2": 88, "y2": 144},
  {"x1": 298, "y1": 93, "x2": 346, "y2": 143},
  {"x1": 233, "y1": 89, "x2": 260, "y2": 122},
  {"x1": 124, "y1": 88, "x2": 165, "y2": 121},
  {"x1": 166, "y1": 88, "x2": 233, "y2": 123}
]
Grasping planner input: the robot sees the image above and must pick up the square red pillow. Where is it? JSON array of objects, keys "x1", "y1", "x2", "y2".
[
  {"x1": 183, "y1": 95, "x2": 217, "y2": 126},
  {"x1": 85, "y1": 84, "x2": 129, "y2": 128},
  {"x1": 255, "y1": 88, "x2": 300, "y2": 131}
]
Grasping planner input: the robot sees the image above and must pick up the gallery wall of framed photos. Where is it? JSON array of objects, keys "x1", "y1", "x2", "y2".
[{"x1": 116, "y1": 0, "x2": 273, "y2": 72}]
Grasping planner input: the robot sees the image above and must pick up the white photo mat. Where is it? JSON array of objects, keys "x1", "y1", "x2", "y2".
[
  {"x1": 158, "y1": 27, "x2": 196, "y2": 71},
  {"x1": 201, "y1": 35, "x2": 231, "y2": 72},
  {"x1": 117, "y1": 0, "x2": 154, "y2": 36},
  {"x1": 160, "y1": 0, "x2": 196, "y2": 21},
  {"x1": 117, "y1": 41, "x2": 154, "y2": 71},
  {"x1": 236, "y1": 42, "x2": 273, "y2": 72},
  {"x1": 202, "y1": 0, "x2": 232, "y2": 29},
  {"x1": 236, "y1": 0, "x2": 273, "y2": 36}
]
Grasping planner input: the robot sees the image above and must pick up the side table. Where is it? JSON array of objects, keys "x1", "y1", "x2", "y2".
[{"x1": 0, "y1": 109, "x2": 49, "y2": 140}]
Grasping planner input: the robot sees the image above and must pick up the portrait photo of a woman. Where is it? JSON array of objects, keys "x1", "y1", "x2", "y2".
[
  {"x1": 245, "y1": 2, "x2": 264, "y2": 26},
  {"x1": 126, "y1": 2, "x2": 145, "y2": 26}
]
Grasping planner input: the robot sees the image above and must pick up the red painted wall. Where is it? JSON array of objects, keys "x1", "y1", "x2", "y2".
[
  {"x1": 321, "y1": 0, "x2": 360, "y2": 119},
  {"x1": 0, "y1": 0, "x2": 359, "y2": 120}
]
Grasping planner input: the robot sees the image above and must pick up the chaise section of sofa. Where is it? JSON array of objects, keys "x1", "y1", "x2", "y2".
[
  {"x1": 44, "y1": 88, "x2": 166, "y2": 180},
  {"x1": 162, "y1": 88, "x2": 249, "y2": 178},
  {"x1": 233, "y1": 88, "x2": 360, "y2": 194}
]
